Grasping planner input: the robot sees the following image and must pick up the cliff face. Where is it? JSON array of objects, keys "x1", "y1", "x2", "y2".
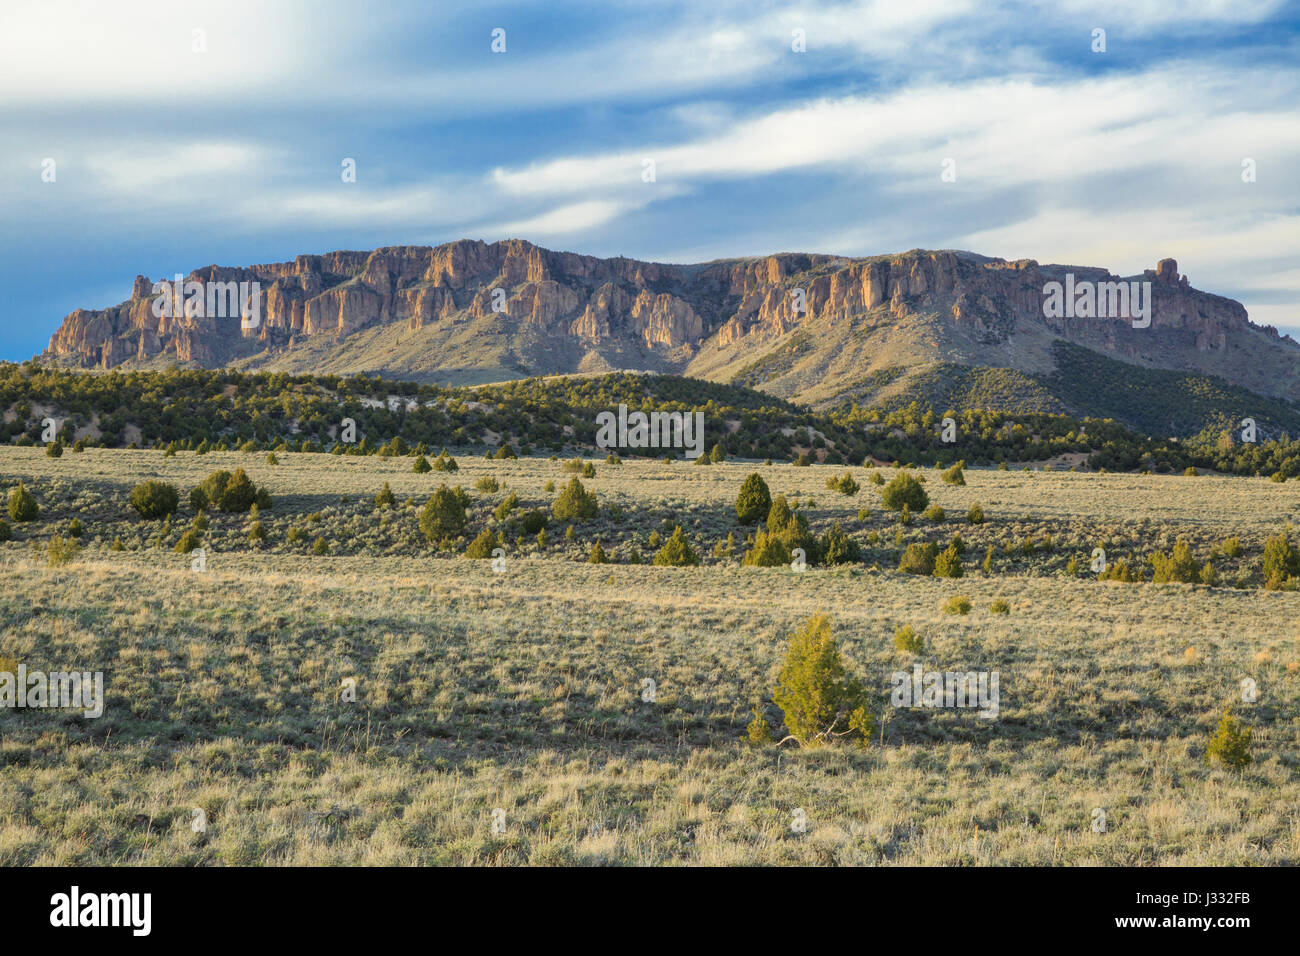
[{"x1": 41, "y1": 239, "x2": 1296, "y2": 401}]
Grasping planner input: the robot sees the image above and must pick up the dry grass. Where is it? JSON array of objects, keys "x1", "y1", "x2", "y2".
[{"x1": 0, "y1": 447, "x2": 1296, "y2": 865}]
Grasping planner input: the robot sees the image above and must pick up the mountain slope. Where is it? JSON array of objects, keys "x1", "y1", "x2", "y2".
[{"x1": 41, "y1": 239, "x2": 1300, "y2": 428}]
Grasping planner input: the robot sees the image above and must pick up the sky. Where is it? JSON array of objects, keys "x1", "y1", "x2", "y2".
[{"x1": 1, "y1": 0, "x2": 1297, "y2": 362}]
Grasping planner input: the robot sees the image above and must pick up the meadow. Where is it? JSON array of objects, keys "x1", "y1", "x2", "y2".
[{"x1": 1, "y1": 445, "x2": 1297, "y2": 865}]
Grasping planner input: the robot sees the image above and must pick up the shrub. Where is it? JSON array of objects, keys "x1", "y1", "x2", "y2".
[
  {"x1": 741, "y1": 530, "x2": 792, "y2": 567},
  {"x1": 248, "y1": 521, "x2": 266, "y2": 543},
  {"x1": 130, "y1": 480, "x2": 179, "y2": 519},
  {"x1": 110, "y1": 536, "x2": 125, "y2": 551},
  {"x1": 1098, "y1": 558, "x2": 1141, "y2": 582},
  {"x1": 1150, "y1": 539, "x2": 1200, "y2": 584},
  {"x1": 735, "y1": 473, "x2": 772, "y2": 524},
  {"x1": 923, "y1": 504, "x2": 945, "y2": 523},
  {"x1": 374, "y1": 482, "x2": 396, "y2": 509},
  {"x1": 1270, "y1": 471, "x2": 1287, "y2": 483},
  {"x1": 465, "y1": 528, "x2": 496, "y2": 558},
  {"x1": 881, "y1": 472, "x2": 928, "y2": 512},
  {"x1": 1184, "y1": 466, "x2": 1199, "y2": 477},
  {"x1": 819, "y1": 521, "x2": 860, "y2": 565},
  {"x1": 967, "y1": 503, "x2": 985, "y2": 524},
  {"x1": 867, "y1": 471, "x2": 885, "y2": 486},
  {"x1": 552, "y1": 477, "x2": 597, "y2": 522},
  {"x1": 46, "y1": 440, "x2": 64, "y2": 458},
  {"x1": 1262, "y1": 531, "x2": 1300, "y2": 587},
  {"x1": 898, "y1": 542, "x2": 938, "y2": 575},
  {"x1": 933, "y1": 543, "x2": 963, "y2": 578},
  {"x1": 745, "y1": 704, "x2": 775, "y2": 746},
  {"x1": 942, "y1": 595, "x2": 973, "y2": 615},
  {"x1": 191, "y1": 468, "x2": 260, "y2": 513},
  {"x1": 420, "y1": 484, "x2": 468, "y2": 542},
  {"x1": 475, "y1": 476, "x2": 500, "y2": 493},
  {"x1": 990, "y1": 598, "x2": 1010, "y2": 614},
  {"x1": 311, "y1": 537, "x2": 330, "y2": 555},
  {"x1": 0, "y1": 520, "x2": 10, "y2": 542},
  {"x1": 432, "y1": 450, "x2": 459, "y2": 472},
  {"x1": 521, "y1": 509, "x2": 549, "y2": 534},
  {"x1": 893, "y1": 624, "x2": 924, "y2": 654},
  {"x1": 494, "y1": 492, "x2": 520, "y2": 522},
  {"x1": 413, "y1": 455, "x2": 432, "y2": 473},
  {"x1": 1220, "y1": 536, "x2": 1243, "y2": 558},
  {"x1": 47, "y1": 535, "x2": 80, "y2": 567},
  {"x1": 652, "y1": 527, "x2": 699, "y2": 567},
  {"x1": 493, "y1": 445, "x2": 517, "y2": 460},
  {"x1": 8, "y1": 483, "x2": 39, "y2": 522},
  {"x1": 772, "y1": 614, "x2": 872, "y2": 747},
  {"x1": 67, "y1": 518, "x2": 84, "y2": 538},
  {"x1": 825, "y1": 472, "x2": 859, "y2": 496},
  {"x1": 266, "y1": 452, "x2": 279, "y2": 465},
  {"x1": 941, "y1": 461, "x2": 966, "y2": 485},
  {"x1": 174, "y1": 528, "x2": 201, "y2": 553},
  {"x1": 562, "y1": 458, "x2": 586, "y2": 474},
  {"x1": 1205, "y1": 709, "x2": 1251, "y2": 769},
  {"x1": 588, "y1": 541, "x2": 610, "y2": 564}
]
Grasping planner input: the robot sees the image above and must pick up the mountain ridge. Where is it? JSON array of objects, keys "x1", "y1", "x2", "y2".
[{"x1": 42, "y1": 238, "x2": 1300, "y2": 415}]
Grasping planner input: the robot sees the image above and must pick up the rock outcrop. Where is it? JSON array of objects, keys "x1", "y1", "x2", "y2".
[{"x1": 41, "y1": 239, "x2": 1292, "y2": 400}]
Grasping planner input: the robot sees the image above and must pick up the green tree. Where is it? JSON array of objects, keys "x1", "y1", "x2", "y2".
[
  {"x1": 420, "y1": 484, "x2": 468, "y2": 542},
  {"x1": 1205, "y1": 709, "x2": 1251, "y2": 769},
  {"x1": 881, "y1": 472, "x2": 928, "y2": 512},
  {"x1": 652, "y1": 527, "x2": 699, "y2": 566},
  {"x1": 772, "y1": 614, "x2": 873, "y2": 747},
  {"x1": 129, "y1": 480, "x2": 179, "y2": 519},
  {"x1": 552, "y1": 477, "x2": 598, "y2": 521},
  {"x1": 7, "y1": 483, "x2": 38, "y2": 522},
  {"x1": 735, "y1": 473, "x2": 772, "y2": 524}
]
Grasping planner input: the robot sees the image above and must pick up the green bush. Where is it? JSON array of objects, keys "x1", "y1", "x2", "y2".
[
  {"x1": 772, "y1": 614, "x2": 872, "y2": 747},
  {"x1": 1262, "y1": 531, "x2": 1300, "y2": 588},
  {"x1": 552, "y1": 477, "x2": 597, "y2": 522},
  {"x1": 465, "y1": 528, "x2": 497, "y2": 559},
  {"x1": 374, "y1": 482, "x2": 396, "y2": 509},
  {"x1": 0, "y1": 520, "x2": 11, "y2": 542},
  {"x1": 898, "y1": 542, "x2": 938, "y2": 575},
  {"x1": 312, "y1": 537, "x2": 330, "y2": 555},
  {"x1": 652, "y1": 527, "x2": 699, "y2": 567},
  {"x1": 825, "y1": 472, "x2": 860, "y2": 496},
  {"x1": 941, "y1": 461, "x2": 966, "y2": 485},
  {"x1": 990, "y1": 599, "x2": 1010, "y2": 614},
  {"x1": 248, "y1": 521, "x2": 266, "y2": 543},
  {"x1": 130, "y1": 480, "x2": 179, "y2": 519},
  {"x1": 67, "y1": 518, "x2": 84, "y2": 538},
  {"x1": 432, "y1": 450, "x2": 459, "y2": 472},
  {"x1": 174, "y1": 528, "x2": 201, "y2": 554},
  {"x1": 745, "y1": 703, "x2": 775, "y2": 746},
  {"x1": 1205, "y1": 709, "x2": 1251, "y2": 769},
  {"x1": 933, "y1": 543, "x2": 963, "y2": 578},
  {"x1": 967, "y1": 503, "x2": 985, "y2": 524},
  {"x1": 1150, "y1": 539, "x2": 1200, "y2": 584},
  {"x1": 47, "y1": 535, "x2": 79, "y2": 567},
  {"x1": 735, "y1": 473, "x2": 772, "y2": 524},
  {"x1": 420, "y1": 484, "x2": 469, "y2": 542},
  {"x1": 475, "y1": 476, "x2": 500, "y2": 493},
  {"x1": 881, "y1": 472, "x2": 928, "y2": 512},
  {"x1": 7, "y1": 483, "x2": 38, "y2": 522},
  {"x1": 741, "y1": 530, "x2": 791, "y2": 567},
  {"x1": 190, "y1": 468, "x2": 261, "y2": 513},
  {"x1": 493, "y1": 445, "x2": 517, "y2": 460},
  {"x1": 412, "y1": 454, "x2": 432, "y2": 473},
  {"x1": 923, "y1": 504, "x2": 945, "y2": 523},
  {"x1": 46, "y1": 440, "x2": 64, "y2": 458},
  {"x1": 942, "y1": 594, "x2": 972, "y2": 615},
  {"x1": 494, "y1": 492, "x2": 520, "y2": 522},
  {"x1": 819, "y1": 521, "x2": 860, "y2": 565},
  {"x1": 521, "y1": 509, "x2": 549, "y2": 534},
  {"x1": 893, "y1": 624, "x2": 924, "y2": 654},
  {"x1": 588, "y1": 541, "x2": 610, "y2": 564}
]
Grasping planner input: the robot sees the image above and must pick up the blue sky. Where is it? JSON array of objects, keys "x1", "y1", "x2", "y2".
[{"x1": 1, "y1": 0, "x2": 1297, "y2": 362}]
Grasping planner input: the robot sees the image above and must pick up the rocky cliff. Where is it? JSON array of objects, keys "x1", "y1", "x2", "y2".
[{"x1": 41, "y1": 239, "x2": 1299, "y2": 405}]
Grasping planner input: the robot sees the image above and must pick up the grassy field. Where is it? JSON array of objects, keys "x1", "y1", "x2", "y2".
[{"x1": 1, "y1": 446, "x2": 1297, "y2": 865}]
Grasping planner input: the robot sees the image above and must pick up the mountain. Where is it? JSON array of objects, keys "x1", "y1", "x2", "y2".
[{"x1": 41, "y1": 239, "x2": 1300, "y2": 428}]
